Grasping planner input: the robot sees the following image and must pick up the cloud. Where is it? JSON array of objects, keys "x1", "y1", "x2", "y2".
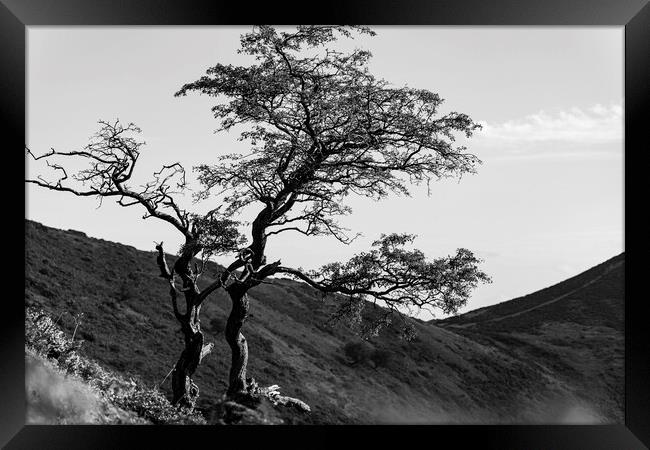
[
  {"x1": 478, "y1": 104, "x2": 622, "y2": 144},
  {"x1": 473, "y1": 104, "x2": 623, "y2": 160}
]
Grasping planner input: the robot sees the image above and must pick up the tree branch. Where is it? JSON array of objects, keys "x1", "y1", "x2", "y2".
[
  {"x1": 155, "y1": 242, "x2": 184, "y2": 321},
  {"x1": 275, "y1": 234, "x2": 490, "y2": 318},
  {"x1": 26, "y1": 120, "x2": 193, "y2": 239}
]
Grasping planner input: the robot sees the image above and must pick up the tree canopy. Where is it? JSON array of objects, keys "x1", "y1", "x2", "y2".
[
  {"x1": 175, "y1": 25, "x2": 489, "y2": 331},
  {"x1": 178, "y1": 26, "x2": 480, "y2": 247}
]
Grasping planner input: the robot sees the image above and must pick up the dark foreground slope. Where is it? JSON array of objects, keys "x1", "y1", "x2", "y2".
[{"x1": 25, "y1": 220, "x2": 623, "y2": 424}]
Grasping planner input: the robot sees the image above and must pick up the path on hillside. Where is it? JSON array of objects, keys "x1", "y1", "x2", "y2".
[{"x1": 446, "y1": 260, "x2": 623, "y2": 329}]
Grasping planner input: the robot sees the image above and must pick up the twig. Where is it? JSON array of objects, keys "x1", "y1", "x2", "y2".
[{"x1": 158, "y1": 363, "x2": 176, "y2": 388}]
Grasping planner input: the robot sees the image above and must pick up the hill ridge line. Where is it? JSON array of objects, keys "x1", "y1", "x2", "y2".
[{"x1": 445, "y1": 258, "x2": 624, "y2": 329}]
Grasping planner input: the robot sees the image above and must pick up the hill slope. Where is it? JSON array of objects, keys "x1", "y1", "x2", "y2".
[
  {"x1": 433, "y1": 253, "x2": 624, "y2": 420},
  {"x1": 26, "y1": 348, "x2": 144, "y2": 425},
  {"x1": 24, "y1": 220, "x2": 623, "y2": 424}
]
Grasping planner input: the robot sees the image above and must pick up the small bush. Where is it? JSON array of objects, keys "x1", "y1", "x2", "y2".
[
  {"x1": 370, "y1": 348, "x2": 394, "y2": 369},
  {"x1": 209, "y1": 317, "x2": 225, "y2": 334},
  {"x1": 117, "y1": 280, "x2": 135, "y2": 302},
  {"x1": 343, "y1": 340, "x2": 374, "y2": 365},
  {"x1": 80, "y1": 330, "x2": 95, "y2": 342},
  {"x1": 342, "y1": 340, "x2": 396, "y2": 369},
  {"x1": 25, "y1": 309, "x2": 75, "y2": 360},
  {"x1": 114, "y1": 386, "x2": 205, "y2": 425}
]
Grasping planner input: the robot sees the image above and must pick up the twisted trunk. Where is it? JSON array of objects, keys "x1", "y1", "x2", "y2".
[
  {"x1": 220, "y1": 206, "x2": 270, "y2": 396},
  {"x1": 156, "y1": 240, "x2": 214, "y2": 409},
  {"x1": 171, "y1": 324, "x2": 204, "y2": 408},
  {"x1": 225, "y1": 285, "x2": 251, "y2": 395}
]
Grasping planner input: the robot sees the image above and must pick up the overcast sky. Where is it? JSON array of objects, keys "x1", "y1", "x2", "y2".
[{"x1": 26, "y1": 26, "x2": 624, "y2": 319}]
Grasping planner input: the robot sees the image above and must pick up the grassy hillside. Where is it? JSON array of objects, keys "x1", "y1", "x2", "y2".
[
  {"x1": 436, "y1": 254, "x2": 624, "y2": 331},
  {"x1": 434, "y1": 254, "x2": 624, "y2": 421},
  {"x1": 24, "y1": 220, "x2": 623, "y2": 424}
]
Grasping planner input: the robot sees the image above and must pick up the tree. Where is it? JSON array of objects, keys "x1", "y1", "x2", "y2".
[
  {"x1": 26, "y1": 120, "x2": 244, "y2": 409},
  {"x1": 26, "y1": 25, "x2": 490, "y2": 408}
]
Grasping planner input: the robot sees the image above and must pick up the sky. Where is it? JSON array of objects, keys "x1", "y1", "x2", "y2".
[{"x1": 26, "y1": 26, "x2": 624, "y2": 320}]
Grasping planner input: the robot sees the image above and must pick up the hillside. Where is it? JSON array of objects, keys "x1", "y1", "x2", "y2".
[
  {"x1": 24, "y1": 306, "x2": 294, "y2": 425},
  {"x1": 24, "y1": 220, "x2": 624, "y2": 424},
  {"x1": 26, "y1": 348, "x2": 145, "y2": 425},
  {"x1": 435, "y1": 253, "x2": 624, "y2": 331},
  {"x1": 433, "y1": 253, "x2": 625, "y2": 420}
]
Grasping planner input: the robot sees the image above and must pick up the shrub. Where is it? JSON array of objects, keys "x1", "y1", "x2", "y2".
[
  {"x1": 209, "y1": 317, "x2": 225, "y2": 334},
  {"x1": 117, "y1": 280, "x2": 135, "y2": 302},
  {"x1": 25, "y1": 309, "x2": 75, "y2": 360},
  {"x1": 370, "y1": 348, "x2": 394, "y2": 369},
  {"x1": 342, "y1": 340, "x2": 396, "y2": 369},
  {"x1": 80, "y1": 330, "x2": 95, "y2": 342},
  {"x1": 343, "y1": 340, "x2": 374, "y2": 365},
  {"x1": 113, "y1": 385, "x2": 206, "y2": 425}
]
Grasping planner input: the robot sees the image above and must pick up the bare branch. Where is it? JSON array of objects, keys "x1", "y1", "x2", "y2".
[
  {"x1": 155, "y1": 242, "x2": 184, "y2": 321},
  {"x1": 155, "y1": 242, "x2": 173, "y2": 280},
  {"x1": 26, "y1": 120, "x2": 193, "y2": 239}
]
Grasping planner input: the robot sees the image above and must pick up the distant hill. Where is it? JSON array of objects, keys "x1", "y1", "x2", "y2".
[
  {"x1": 433, "y1": 253, "x2": 624, "y2": 420},
  {"x1": 24, "y1": 220, "x2": 624, "y2": 424},
  {"x1": 434, "y1": 253, "x2": 624, "y2": 331}
]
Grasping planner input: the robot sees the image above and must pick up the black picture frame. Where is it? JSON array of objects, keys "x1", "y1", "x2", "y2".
[{"x1": 3, "y1": 0, "x2": 648, "y2": 448}]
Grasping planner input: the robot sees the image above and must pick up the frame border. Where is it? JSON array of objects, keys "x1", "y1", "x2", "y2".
[{"x1": 3, "y1": 0, "x2": 649, "y2": 448}]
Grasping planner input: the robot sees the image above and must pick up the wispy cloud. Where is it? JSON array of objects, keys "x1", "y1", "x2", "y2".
[
  {"x1": 472, "y1": 104, "x2": 623, "y2": 161},
  {"x1": 477, "y1": 104, "x2": 622, "y2": 144}
]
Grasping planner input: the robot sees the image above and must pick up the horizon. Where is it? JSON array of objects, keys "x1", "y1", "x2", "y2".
[{"x1": 25, "y1": 26, "x2": 624, "y2": 320}]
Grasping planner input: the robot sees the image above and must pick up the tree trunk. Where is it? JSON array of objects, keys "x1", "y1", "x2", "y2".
[
  {"x1": 171, "y1": 325, "x2": 204, "y2": 409},
  {"x1": 155, "y1": 240, "x2": 215, "y2": 410},
  {"x1": 225, "y1": 286, "x2": 250, "y2": 396}
]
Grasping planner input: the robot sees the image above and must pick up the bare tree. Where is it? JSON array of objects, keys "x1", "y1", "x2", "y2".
[
  {"x1": 26, "y1": 120, "x2": 244, "y2": 408},
  {"x1": 27, "y1": 25, "x2": 490, "y2": 406}
]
